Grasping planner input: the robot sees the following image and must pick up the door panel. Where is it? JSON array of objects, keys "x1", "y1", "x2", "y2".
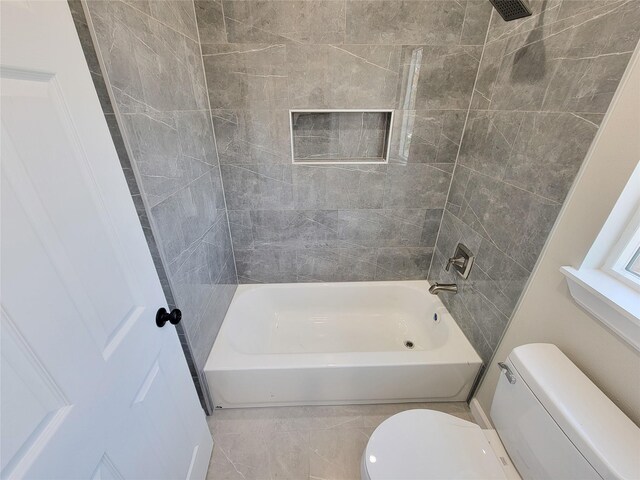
[
  {"x1": 0, "y1": 2, "x2": 213, "y2": 478},
  {"x1": 2, "y1": 72, "x2": 143, "y2": 354},
  {"x1": 0, "y1": 308, "x2": 71, "y2": 475}
]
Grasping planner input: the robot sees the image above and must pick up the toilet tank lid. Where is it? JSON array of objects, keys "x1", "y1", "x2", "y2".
[{"x1": 508, "y1": 344, "x2": 640, "y2": 480}]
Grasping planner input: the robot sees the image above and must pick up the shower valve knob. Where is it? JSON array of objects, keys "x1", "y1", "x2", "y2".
[{"x1": 156, "y1": 308, "x2": 182, "y2": 328}]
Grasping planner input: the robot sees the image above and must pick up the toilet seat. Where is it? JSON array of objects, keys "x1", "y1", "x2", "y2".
[{"x1": 362, "y1": 409, "x2": 510, "y2": 480}]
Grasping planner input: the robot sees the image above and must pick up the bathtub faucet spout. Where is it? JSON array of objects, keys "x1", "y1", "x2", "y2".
[{"x1": 428, "y1": 282, "x2": 458, "y2": 295}]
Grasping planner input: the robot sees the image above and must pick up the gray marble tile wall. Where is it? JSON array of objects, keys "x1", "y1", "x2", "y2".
[
  {"x1": 78, "y1": 0, "x2": 238, "y2": 412},
  {"x1": 428, "y1": 0, "x2": 640, "y2": 363},
  {"x1": 195, "y1": 0, "x2": 494, "y2": 283}
]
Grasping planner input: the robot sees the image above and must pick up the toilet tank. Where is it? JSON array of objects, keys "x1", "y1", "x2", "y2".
[{"x1": 490, "y1": 343, "x2": 640, "y2": 480}]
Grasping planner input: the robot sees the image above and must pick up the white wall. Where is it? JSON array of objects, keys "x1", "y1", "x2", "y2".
[{"x1": 474, "y1": 42, "x2": 640, "y2": 426}]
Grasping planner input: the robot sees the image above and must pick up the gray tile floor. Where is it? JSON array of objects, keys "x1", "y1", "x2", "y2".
[{"x1": 206, "y1": 402, "x2": 474, "y2": 480}]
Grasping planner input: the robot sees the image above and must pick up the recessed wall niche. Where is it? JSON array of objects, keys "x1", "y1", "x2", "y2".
[{"x1": 290, "y1": 110, "x2": 393, "y2": 164}]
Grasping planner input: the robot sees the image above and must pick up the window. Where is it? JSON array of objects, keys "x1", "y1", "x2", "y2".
[
  {"x1": 627, "y1": 247, "x2": 640, "y2": 277},
  {"x1": 603, "y1": 206, "x2": 640, "y2": 291},
  {"x1": 561, "y1": 161, "x2": 640, "y2": 351}
]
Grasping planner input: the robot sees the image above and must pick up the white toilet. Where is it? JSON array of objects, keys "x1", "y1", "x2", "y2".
[{"x1": 361, "y1": 343, "x2": 640, "y2": 480}]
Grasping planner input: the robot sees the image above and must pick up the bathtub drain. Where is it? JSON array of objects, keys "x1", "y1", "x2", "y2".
[{"x1": 404, "y1": 340, "x2": 414, "y2": 349}]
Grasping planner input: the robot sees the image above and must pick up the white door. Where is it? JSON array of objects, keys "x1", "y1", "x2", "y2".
[{"x1": 0, "y1": 1, "x2": 213, "y2": 479}]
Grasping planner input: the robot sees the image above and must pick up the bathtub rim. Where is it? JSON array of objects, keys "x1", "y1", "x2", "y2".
[{"x1": 205, "y1": 280, "x2": 482, "y2": 371}]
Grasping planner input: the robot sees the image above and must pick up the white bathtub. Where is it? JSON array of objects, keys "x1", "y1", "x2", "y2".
[{"x1": 204, "y1": 280, "x2": 482, "y2": 408}]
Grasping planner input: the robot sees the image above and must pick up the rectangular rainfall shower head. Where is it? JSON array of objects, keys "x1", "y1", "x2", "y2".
[{"x1": 489, "y1": 0, "x2": 533, "y2": 21}]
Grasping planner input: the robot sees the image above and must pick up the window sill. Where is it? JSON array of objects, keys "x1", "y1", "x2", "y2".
[{"x1": 561, "y1": 266, "x2": 640, "y2": 351}]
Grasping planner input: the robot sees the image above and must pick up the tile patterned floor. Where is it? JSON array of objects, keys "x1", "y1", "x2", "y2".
[{"x1": 206, "y1": 402, "x2": 474, "y2": 480}]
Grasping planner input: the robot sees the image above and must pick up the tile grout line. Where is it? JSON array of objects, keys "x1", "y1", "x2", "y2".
[
  {"x1": 445, "y1": 203, "x2": 535, "y2": 275},
  {"x1": 343, "y1": 0, "x2": 347, "y2": 46},
  {"x1": 79, "y1": 0, "x2": 183, "y2": 314},
  {"x1": 126, "y1": 104, "x2": 611, "y2": 118},
  {"x1": 220, "y1": 0, "x2": 229, "y2": 44},
  {"x1": 427, "y1": 7, "x2": 495, "y2": 279},
  {"x1": 116, "y1": 0, "x2": 201, "y2": 45},
  {"x1": 452, "y1": 162, "x2": 563, "y2": 206},
  {"x1": 191, "y1": 0, "x2": 241, "y2": 287},
  {"x1": 147, "y1": 169, "x2": 214, "y2": 211}
]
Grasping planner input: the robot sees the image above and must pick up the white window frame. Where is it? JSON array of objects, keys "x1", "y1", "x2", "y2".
[
  {"x1": 603, "y1": 205, "x2": 640, "y2": 291},
  {"x1": 561, "y1": 161, "x2": 640, "y2": 351}
]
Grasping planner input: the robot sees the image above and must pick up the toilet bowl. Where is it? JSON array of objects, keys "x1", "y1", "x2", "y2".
[
  {"x1": 361, "y1": 344, "x2": 640, "y2": 480},
  {"x1": 361, "y1": 409, "x2": 517, "y2": 480}
]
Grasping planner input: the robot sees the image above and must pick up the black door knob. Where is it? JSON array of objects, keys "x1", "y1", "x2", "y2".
[{"x1": 156, "y1": 308, "x2": 182, "y2": 327}]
